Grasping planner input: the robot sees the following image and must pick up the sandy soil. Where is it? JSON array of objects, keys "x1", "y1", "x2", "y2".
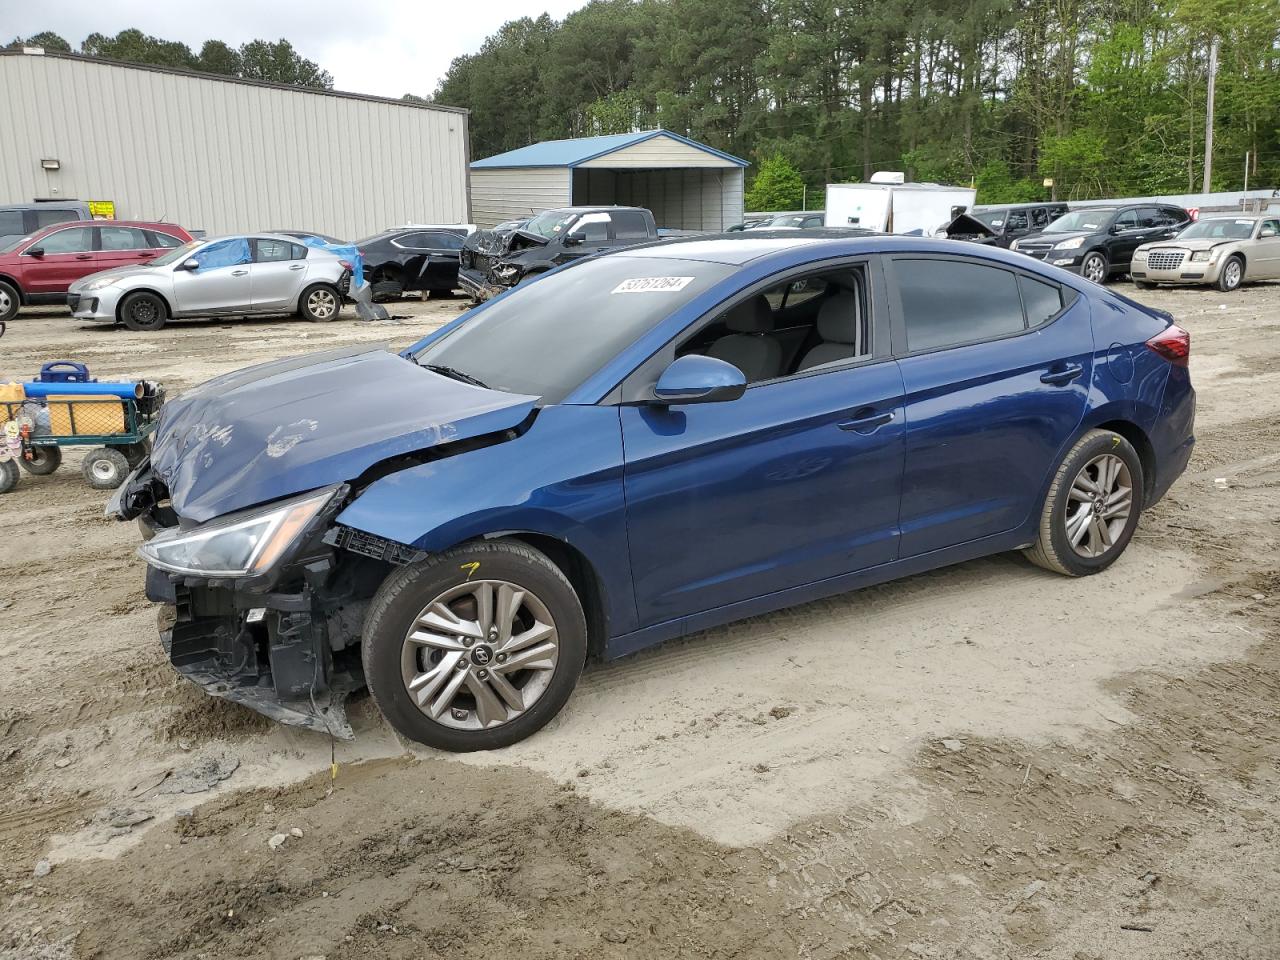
[{"x1": 1, "y1": 283, "x2": 1278, "y2": 960}]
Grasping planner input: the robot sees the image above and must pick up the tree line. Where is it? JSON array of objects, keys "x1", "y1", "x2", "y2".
[
  {"x1": 7, "y1": 29, "x2": 333, "y2": 89},
  {"x1": 430, "y1": 0, "x2": 1280, "y2": 206}
]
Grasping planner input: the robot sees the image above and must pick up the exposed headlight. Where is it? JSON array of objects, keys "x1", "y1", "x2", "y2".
[
  {"x1": 1191, "y1": 249, "x2": 1215, "y2": 262},
  {"x1": 139, "y1": 486, "x2": 339, "y2": 577},
  {"x1": 1052, "y1": 236, "x2": 1085, "y2": 250},
  {"x1": 81, "y1": 276, "x2": 121, "y2": 291}
]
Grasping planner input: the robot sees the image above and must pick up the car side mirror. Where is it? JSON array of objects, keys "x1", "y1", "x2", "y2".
[
  {"x1": 652, "y1": 355, "x2": 747, "y2": 405},
  {"x1": 25, "y1": 246, "x2": 44, "y2": 257},
  {"x1": 564, "y1": 234, "x2": 585, "y2": 246},
  {"x1": 178, "y1": 258, "x2": 200, "y2": 271}
]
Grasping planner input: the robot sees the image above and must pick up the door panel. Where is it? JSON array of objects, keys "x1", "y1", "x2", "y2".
[
  {"x1": 21, "y1": 226, "x2": 96, "y2": 294},
  {"x1": 96, "y1": 226, "x2": 161, "y2": 271},
  {"x1": 622, "y1": 361, "x2": 906, "y2": 626},
  {"x1": 1255, "y1": 221, "x2": 1280, "y2": 278},
  {"x1": 171, "y1": 238, "x2": 251, "y2": 314},
  {"x1": 895, "y1": 298, "x2": 1093, "y2": 556}
]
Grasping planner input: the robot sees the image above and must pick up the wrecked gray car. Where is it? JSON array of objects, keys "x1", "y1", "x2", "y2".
[{"x1": 458, "y1": 207, "x2": 658, "y2": 300}]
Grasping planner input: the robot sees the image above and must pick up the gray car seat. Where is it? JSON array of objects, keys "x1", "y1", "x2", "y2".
[
  {"x1": 706, "y1": 295, "x2": 784, "y2": 381},
  {"x1": 797, "y1": 290, "x2": 864, "y2": 371}
]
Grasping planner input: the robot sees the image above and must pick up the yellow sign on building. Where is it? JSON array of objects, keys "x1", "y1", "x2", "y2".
[{"x1": 88, "y1": 200, "x2": 116, "y2": 219}]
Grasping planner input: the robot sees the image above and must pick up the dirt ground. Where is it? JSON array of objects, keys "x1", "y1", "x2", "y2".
[{"x1": 1, "y1": 282, "x2": 1277, "y2": 960}]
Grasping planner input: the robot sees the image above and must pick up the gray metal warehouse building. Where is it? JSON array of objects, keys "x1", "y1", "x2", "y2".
[
  {"x1": 0, "y1": 48, "x2": 471, "y2": 239},
  {"x1": 470, "y1": 130, "x2": 747, "y2": 230}
]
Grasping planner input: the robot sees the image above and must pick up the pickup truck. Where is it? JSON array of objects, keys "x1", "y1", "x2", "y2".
[{"x1": 459, "y1": 206, "x2": 659, "y2": 301}]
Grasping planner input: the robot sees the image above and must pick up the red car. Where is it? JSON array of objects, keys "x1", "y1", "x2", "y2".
[{"x1": 0, "y1": 220, "x2": 193, "y2": 321}]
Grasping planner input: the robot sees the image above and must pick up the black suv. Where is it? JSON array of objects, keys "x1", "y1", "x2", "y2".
[
  {"x1": 943, "y1": 202, "x2": 1069, "y2": 248},
  {"x1": 1011, "y1": 203, "x2": 1191, "y2": 283}
]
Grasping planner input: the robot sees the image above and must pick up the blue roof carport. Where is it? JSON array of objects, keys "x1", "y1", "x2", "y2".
[{"x1": 469, "y1": 130, "x2": 748, "y2": 231}]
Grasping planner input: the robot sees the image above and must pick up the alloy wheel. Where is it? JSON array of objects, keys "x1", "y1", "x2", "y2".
[
  {"x1": 307, "y1": 289, "x2": 337, "y2": 319},
  {"x1": 0, "y1": 289, "x2": 11, "y2": 314},
  {"x1": 1083, "y1": 255, "x2": 1105, "y2": 284},
  {"x1": 1064, "y1": 453, "x2": 1132, "y2": 558},
  {"x1": 400, "y1": 579, "x2": 560, "y2": 731},
  {"x1": 1223, "y1": 259, "x2": 1242, "y2": 289}
]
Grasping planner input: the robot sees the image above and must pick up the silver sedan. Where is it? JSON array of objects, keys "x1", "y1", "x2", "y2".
[
  {"x1": 1131, "y1": 215, "x2": 1280, "y2": 292},
  {"x1": 68, "y1": 234, "x2": 351, "y2": 331}
]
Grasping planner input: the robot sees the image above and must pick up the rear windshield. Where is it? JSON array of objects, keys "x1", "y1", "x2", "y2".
[
  {"x1": 149, "y1": 240, "x2": 203, "y2": 266},
  {"x1": 1044, "y1": 209, "x2": 1114, "y2": 233},
  {"x1": 1177, "y1": 218, "x2": 1255, "y2": 240},
  {"x1": 413, "y1": 256, "x2": 735, "y2": 403}
]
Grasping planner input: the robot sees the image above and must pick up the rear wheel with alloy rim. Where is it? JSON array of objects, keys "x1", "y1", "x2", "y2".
[
  {"x1": 1081, "y1": 252, "x2": 1108, "y2": 284},
  {"x1": 1216, "y1": 255, "x2": 1244, "y2": 292},
  {"x1": 299, "y1": 284, "x2": 341, "y2": 321},
  {"x1": 1025, "y1": 429, "x2": 1144, "y2": 577},
  {"x1": 362, "y1": 539, "x2": 587, "y2": 751}
]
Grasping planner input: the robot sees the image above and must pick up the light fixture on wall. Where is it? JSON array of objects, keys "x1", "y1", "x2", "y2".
[{"x1": 40, "y1": 158, "x2": 61, "y2": 170}]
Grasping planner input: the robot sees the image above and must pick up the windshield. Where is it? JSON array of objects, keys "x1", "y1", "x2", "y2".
[
  {"x1": 413, "y1": 256, "x2": 735, "y2": 402},
  {"x1": 0, "y1": 235, "x2": 32, "y2": 254},
  {"x1": 1177, "y1": 218, "x2": 1255, "y2": 241},
  {"x1": 149, "y1": 240, "x2": 203, "y2": 267},
  {"x1": 971, "y1": 210, "x2": 1009, "y2": 228},
  {"x1": 1044, "y1": 209, "x2": 1115, "y2": 233},
  {"x1": 522, "y1": 210, "x2": 578, "y2": 240}
]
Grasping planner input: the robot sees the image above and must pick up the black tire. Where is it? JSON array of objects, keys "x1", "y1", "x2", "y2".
[
  {"x1": 1080, "y1": 251, "x2": 1109, "y2": 285},
  {"x1": 81, "y1": 447, "x2": 131, "y2": 490},
  {"x1": 1215, "y1": 255, "x2": 1244, "y2": 292},
  {"x1": 0, "y1": 458, "x2": 18, "y2": 494},
  {"x1": 120, "y1": 291, "x2": 168, "y2": 332},
  {"x1": 1025, "y1": 429, "x2": 1144, "y2": 577},
  {"x1": 1132, "y1": 279, "x2": 1156, "y2": 290},
  {"x1": 298, "y1": 283, "x2": 342, "y2": 322},
  {"x1": 362, "y1": 538, "x2": 588, "y2": 752},
  {"x1": 0, "y1": 280, "x2": 19, "y2": 323},
  {"x1": 19, "y1": 445, "x2": 62, "y2": 476}
]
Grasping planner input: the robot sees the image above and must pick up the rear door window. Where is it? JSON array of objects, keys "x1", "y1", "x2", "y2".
[
  {"x1": 33, "y1": 208, "x2": 80, "y2": 229},
  {"x1": 1018, "y1": 275, "x2": 1064, "y2": 326},
  {"x1": 893, "y1": 258, "x2": 1026, "y2": 352},
  {"x1": 611, "y1": 211, "x2": 651, "y2": 240},
  {"x1": 145, "y1": 231, "x2": 185, "y2": 248},
  {"x1": 1031, "y1": 207, "x2": 1051, "y2": 228},
  {"x1": 98, "y1": 226, "x2": 150, "y2": 250},
  {"x1": 253, "y1": 238, "x2": 298, "y2": 262}
]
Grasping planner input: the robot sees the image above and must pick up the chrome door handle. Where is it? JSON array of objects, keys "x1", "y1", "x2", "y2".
[
  {"x1": 231, "y1": 269, "x2": 249, "y2": 276},
  {"x1": 289, "y1": 264, "x2": 305, "y2": 270},
  {"x1": 837, "y1": 409, "x2": 894, "y2": 433}
]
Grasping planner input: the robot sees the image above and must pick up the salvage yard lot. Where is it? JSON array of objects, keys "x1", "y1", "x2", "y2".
[{"x1": 2, "y1": 283, "x2": 1279, "y2": 959}]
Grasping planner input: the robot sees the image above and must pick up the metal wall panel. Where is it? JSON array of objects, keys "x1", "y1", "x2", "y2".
[
  {"x1": 0, "y1": 52, "x2": 469, "y2": 239},
  {"x1": 576, "y1": 134, "x2": 739, "y2": 169},
  {"x1": 470, "y1": 167, "x2": 571, "y2": 227}
]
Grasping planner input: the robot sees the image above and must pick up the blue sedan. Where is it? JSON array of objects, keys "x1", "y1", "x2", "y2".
[{"x1": 112, "y1": 235, "x2": 1196, "y2": 751}]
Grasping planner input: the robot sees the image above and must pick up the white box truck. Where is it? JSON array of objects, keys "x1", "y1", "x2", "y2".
[{"x1": 825, "y1": 173, "x2": 977, "y2": 235}]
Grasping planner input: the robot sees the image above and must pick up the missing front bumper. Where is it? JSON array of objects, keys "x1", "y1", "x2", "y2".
[{"x1": 158, "y1": 583, "x2": 362, "y2": 740}]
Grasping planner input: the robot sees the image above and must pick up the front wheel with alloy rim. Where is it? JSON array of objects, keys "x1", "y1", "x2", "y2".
[
  {"x1": 120, "y1": 291, "x2": 168, "y2": 331},
  {"x1": 0, "y1": 280, "x2": 19, "y2": 323},
  {"x1": 1025, "y1": 429, "x2": 1144, "y2": 577},
  {"x1": 299, "y1": 284, "x2": 341, "y2": 322},
  {"x1": 1216, "y1": 255, "x2": 1244, "y2": 292},
  {"x1": 1080, "y1": 252, "x2": 1109, "y2": 285},
  {"x1": 362, "y1": 539, "x2": 588, "y2": 751}
]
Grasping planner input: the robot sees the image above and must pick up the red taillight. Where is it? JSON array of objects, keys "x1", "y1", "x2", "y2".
[{"x1": 1146, "y1": 324, "x2": 1190, "y2": 366}]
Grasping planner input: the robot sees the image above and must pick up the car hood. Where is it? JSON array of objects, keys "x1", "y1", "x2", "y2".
[
  {"x1": 944, "y1": 213, "x2": 999, "y2": 241},
  {"x1": 1140, "y1": 237, "x2": 1235, "y2": 252},
  {"x1": 149, "y1": 346, "x2": 538, "y2": 522},
  {"x1": 68, "y1": 263, "x2": 165, "y2": 290},
  {"x1": 1022, "y1": 229, "x2": 1094, "y2": 245}
]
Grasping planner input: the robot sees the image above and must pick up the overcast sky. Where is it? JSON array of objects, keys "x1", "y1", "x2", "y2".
[{"x1": 6, "y1": 0, "x2": 590, "y2": 97}]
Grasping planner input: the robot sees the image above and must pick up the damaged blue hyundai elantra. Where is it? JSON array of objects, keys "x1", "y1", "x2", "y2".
[{"x1": 110, "y1": 234, "x2": 1195, "y2": 751}]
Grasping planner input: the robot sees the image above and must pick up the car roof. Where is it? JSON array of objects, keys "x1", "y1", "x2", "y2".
[{"x1": 25, "y1": 219, "x2": 186, "y2": 239}]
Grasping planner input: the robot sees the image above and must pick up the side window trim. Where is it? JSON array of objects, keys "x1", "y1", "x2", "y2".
[
  {"x1": 610, "y1": 255, "x2": 890, "y2": 405},
  {"x1": 883, "y1": 254, "x2": 1078, "y2": 359}
]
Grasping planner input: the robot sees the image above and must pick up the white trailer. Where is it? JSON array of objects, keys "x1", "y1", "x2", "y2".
[{"x1": 825, "y1": 173, "x2": 976, "y2": 235}]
